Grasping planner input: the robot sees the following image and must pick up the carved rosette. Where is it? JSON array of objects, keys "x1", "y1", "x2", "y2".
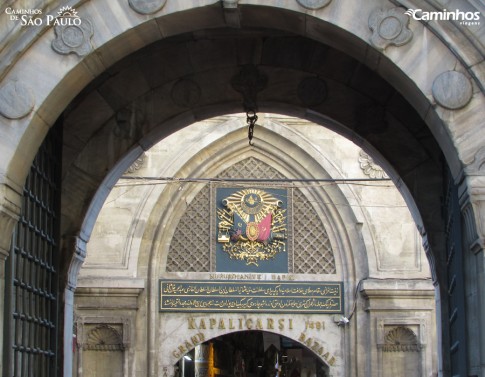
[
  {"x1": 368, "y1": 8, "x2": 413, "y2": 51},
  {"x1": 129, "y1": 0, "x2": 167, "y2": 14},
  {"x1": 358, "y1": 150, "x2": 389, "y2": 179},
  {"x1": 432, "y1": 71, "x2": 473, "y2": 110},
  {"x1": 0, "y1": 80, "x2": 34, "y2": 119},
  {"x1": 296, "y1": 0, "x2": 332, "y2": 10},
  {"x1": 51, "y1": 18, "x2": 93, "y2": 56}
]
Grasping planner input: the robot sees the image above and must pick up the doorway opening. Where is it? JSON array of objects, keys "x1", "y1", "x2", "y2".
[{"x1": 176, "y1": 331, "x2": 329, "y2": 377}]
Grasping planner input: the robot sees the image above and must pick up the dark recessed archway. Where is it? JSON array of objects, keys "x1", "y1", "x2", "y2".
[
  {"x1": 174, "y1": 331, "x2": 331, "y2": 377},
  {"x1": 61, "y1": 28, "x2": 444, "y2": 287}
]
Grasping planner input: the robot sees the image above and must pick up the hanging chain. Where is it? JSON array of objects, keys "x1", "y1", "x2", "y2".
[{"x1": 246, "y1": 110, "x2": 258, "y2": 146}]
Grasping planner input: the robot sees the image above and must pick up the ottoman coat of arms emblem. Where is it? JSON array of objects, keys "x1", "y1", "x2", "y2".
[{"x1": 217, "y1": 188, "x2": 287, "y2": 266}]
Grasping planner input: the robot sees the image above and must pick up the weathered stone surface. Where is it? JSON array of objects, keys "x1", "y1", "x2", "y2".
[
  {"x1": 432, "y1": 70, "x2": 473, "y2": 110},
  {"x1": 222, "y1": 0, "x2": 238, "y2": 9},
  {"x1": 0, "y1": 2, "x2": 484, "y2": 376},
  {"x1": 128, "y1": 0, "x2": 166, "y2": 14},
  {"x1": 0, "y1": 80, "x2": 34, "y2": 119},
  {"x1": 358, "y1": 150, "x2": 389, "y2": 179},
  {"x1": 297, "y1": 77, "x2": 327, "y2": 106},
  {"x1": 296, "y1": 0, "x2": 332, "y2": 10},
  {"x1": 368, "y1": 8, "x2": 413, "y2": 51},
  {"x1": 171, "y1": 79, "x2": 202, "y2": 108},
  {"x1": 51, "y1": 18, "x2": 94, "y2": 56},
  {"x1": 231, "y1": 65, "x2": 268, "y2": 111}
]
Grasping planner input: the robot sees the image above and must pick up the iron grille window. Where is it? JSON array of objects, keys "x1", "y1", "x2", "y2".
[
  {"x1": 442, "y1": 165, "x2": 467, "y2": 376},
  {"x1": 4, "y1": 125, "x2": 61, "y2": 377}
]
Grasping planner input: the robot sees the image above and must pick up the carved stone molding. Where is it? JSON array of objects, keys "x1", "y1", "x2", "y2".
[
  {"x1": 51, "y1": 18, "x2": 93, "y2": 56},
  {"x1": 129, "y1": 0, "x2": 167, "y2": 15},
  {"x1": 296, "y1": 0, "x2": 332, "y2": 10},
  {"x1": 171, "y1": 79, "x2": 201, "y2": 108},
  {"x1": 432, "y1": 71, "x2": 473, "y2": 110},
  {"x1": 114, "y1": 105, "x2": 145, "y2": 140},
  {"x1": 458, "y1": 171, "x2": 485, "y2": 253},
  {"x1": 297, "y1": 77, "x2": 327, "y2": 107},
  {"x1": 368, "y1": 8, "x2": 413, "y2": 51},
  {"x1": 376, "y1": 318, "x2": 427, "y2": 353},
  {"x1": 358, "y1": 150, "x2": 389, "y2": 179},
  {"x1": 67, "y1": 236, "x2": 87, "y2": 291},
  {"x1": 0, "y1": 183, "x2": 22, "y2": 258},
  {"x1": 126, "y1": 153, "x2": 147, "y2": 174},
  {"x1": 222, "y1": 0, "x2": 239, "y2": 9},
  {"x1": 458, "y1": 186, "x2": 485, "y2": 253},
  {"x1": 467, "y1": 146, "x2": 485, "y2": 174},
  {"x1": 383, "y1": 326, "x2": 421, "y2": 352},
  {"x1": 0, "y1": 80, "x2": 34, "y2": 119},
  {"x1": 76, "y1": 317, "x2": 132, "y2": 351},
  {"x1": 85, "y1": 325, "x2": 124, "y2": 351}
]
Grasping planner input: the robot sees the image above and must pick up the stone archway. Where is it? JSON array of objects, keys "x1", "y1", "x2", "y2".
[
  {"x1": 168, "y1": 328, "x2": 337, "y2": 377},
  {"x1": 173, "y1": 331, "x2": 334, "y2": 377},
  {"x1": 0, "y1": 2, "x2": 483, "y2": 376}
]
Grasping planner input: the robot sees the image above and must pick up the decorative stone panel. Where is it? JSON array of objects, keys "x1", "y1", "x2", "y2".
[
  {"x1": 51, "y1": 18, "x2": 93, "y2": 56},
  {"x1": 293, "y1": 189, "x2": 336, "y2": 274},
  {"x1": 0, "y1": 80, "x2": 34, "y2": 119},
  {"x1": 216, "y1": 157, "x2": 285, "y2": 181},
  {"x1": 383, "y1": 326, "x2": 421, "y2": 352},
  {"x1": 374, "y1": 317, "x2": 429, "y2": 377},
  {"x1": 296, "y1": 0, "x2": 332, "y2": 10},
  {"x1": 432, "y1": 71, "x2": 473, "y2": 110},
  {"x1": 368, "y1": 8, "x2": 413, "y2": 51},
  {"x1": 358, "y1": 150, "x2": 389, "y2": 179},
  {"x1": 129, "y1": 0, "x2": 167, "y2": 14},
  {"x1": 78, "y1": 322, "x2": 126, "y2": 377},
  {"x1": 166, "y1": 186, "x2": 211, "y2": 272},
  {"x1": 166, "y1": 157, "x2": 336, "y2": 274},
  {"x1": 85, "y1": 324, "x2": 124, "y2": 351},
  {"x1": 126, "y1": 153, "x2": 146, "y2": 174}
]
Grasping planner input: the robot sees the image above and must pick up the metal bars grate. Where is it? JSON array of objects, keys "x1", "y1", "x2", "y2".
[
  {"x1": 443, "y1": 167, "x2": 467, "y2": 377},
  {"x1": 5, "y1": 126, "x2": 61, "y2": 377}
]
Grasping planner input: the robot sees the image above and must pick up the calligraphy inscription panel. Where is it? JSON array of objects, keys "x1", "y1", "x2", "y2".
[{"x1": 160, "y1": 280, "x2": 343, "y2": 313}]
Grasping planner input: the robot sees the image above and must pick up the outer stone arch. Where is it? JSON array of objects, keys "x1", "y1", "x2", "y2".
[{"x1": 0, "y1": 1, "x2": 484, "y2": 377}]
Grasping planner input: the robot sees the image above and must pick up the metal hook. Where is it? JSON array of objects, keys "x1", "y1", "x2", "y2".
[{"x1": 246, "y1": 110, "x2": 258, "y2": 146}]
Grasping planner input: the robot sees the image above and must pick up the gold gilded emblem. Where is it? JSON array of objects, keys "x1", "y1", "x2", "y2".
[{"x1": 217, "y1": 188, "x2": 287, "y2": 266}]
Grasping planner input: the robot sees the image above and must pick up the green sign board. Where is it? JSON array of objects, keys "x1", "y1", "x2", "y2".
[{"x1": 160, "y1": 280, "x2": 343, "y2": 314}]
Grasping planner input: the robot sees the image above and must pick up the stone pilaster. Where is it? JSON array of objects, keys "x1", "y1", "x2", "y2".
[
  {"x1": 64, "y1": 236, "x2": 88, "y2": 377},
  {"x1": 458, "y1": 172, "x2": 485, "y2": 376},
  {"x1": 0, "y1": 182, "x2": 21, "y2": 377},
  {"x1": 360, "y1": 279, "x2": 437, "y2": 377}
]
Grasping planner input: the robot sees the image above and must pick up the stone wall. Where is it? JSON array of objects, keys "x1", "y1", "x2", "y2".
[{"x1": 75, "y1": 115, "x2": 436, "y2": 377}]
